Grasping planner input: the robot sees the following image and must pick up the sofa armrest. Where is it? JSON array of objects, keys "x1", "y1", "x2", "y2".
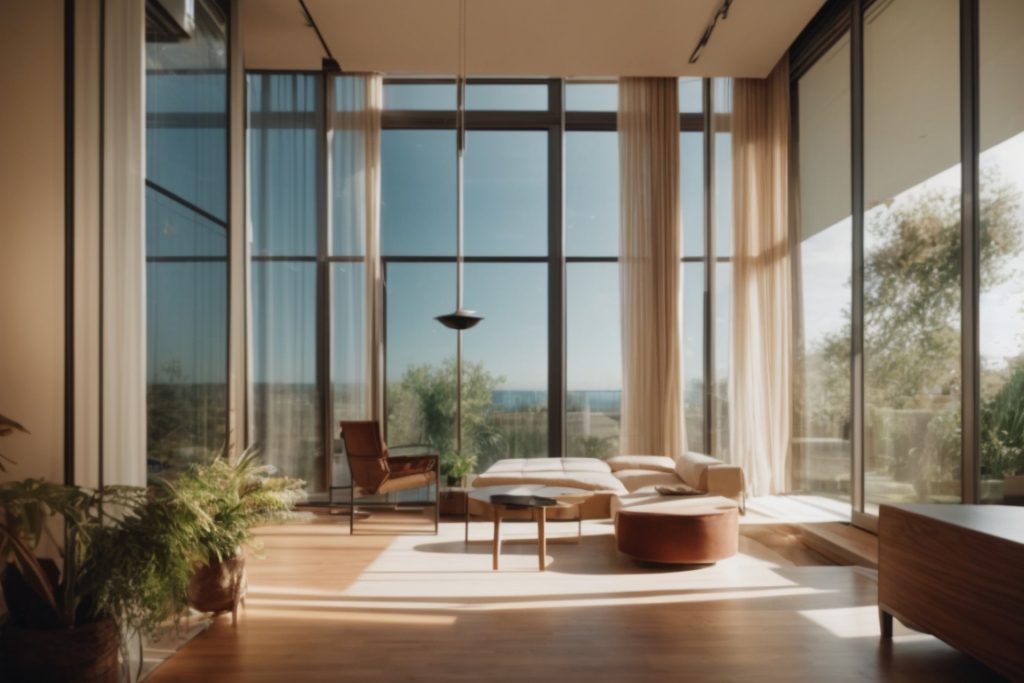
[{"x1": 706, "y1": 465, "x2": 745, "y2": 513}]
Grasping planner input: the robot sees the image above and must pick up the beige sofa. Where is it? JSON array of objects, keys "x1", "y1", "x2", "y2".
[{"x1": 470, "y1": 452, "x2": 744, "y2": 520}]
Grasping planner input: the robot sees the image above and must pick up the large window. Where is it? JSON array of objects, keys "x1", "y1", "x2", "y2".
[
  {"x1": 382, "y1": 78, "x2": 728, "y2": 464},
  {"x1": 979, "y1": 0, "x2": 1024, "y2": 504},
  {"x1": 247, "y1": 77, "x2": 730, "y2": 485},
  {"x1": 790, "y1": 0, "x2": 1024, "y2": 519},
  {"x1": 793, "y1": 33, "x2": 853, "y2": 501},
  {"x1": 248, "y1": 73, "x2": 325, "y2": 488},
  {"x1": 863, "y1": 0, "x2": 962, "y2": 509},
  {"x1": 145, "y1": 0, "x2": 229, "y2": 477}
]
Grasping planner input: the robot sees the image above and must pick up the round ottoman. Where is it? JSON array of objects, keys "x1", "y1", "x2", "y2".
[{"x1": 614, "y1": 497, "x2": 739, "y2": 564}]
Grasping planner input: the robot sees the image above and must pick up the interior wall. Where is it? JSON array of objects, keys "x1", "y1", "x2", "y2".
[{"x1": 0, "y1": 0, "x2": 66, "y2": 484}]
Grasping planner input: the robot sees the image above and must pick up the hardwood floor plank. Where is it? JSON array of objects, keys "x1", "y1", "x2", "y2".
[{"x1": 145, "y1": 512, "x2": 1001, "y2": 683}]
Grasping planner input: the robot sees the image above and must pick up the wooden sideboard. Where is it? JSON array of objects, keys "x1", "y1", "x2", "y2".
[{"x1": 878, "y1": 504, "x2": 1024, "y2": 680}]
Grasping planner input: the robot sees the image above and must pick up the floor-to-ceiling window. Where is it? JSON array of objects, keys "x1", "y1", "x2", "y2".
[
  {"x1": 793, "y1": 33, "x2": 853, "y2": 501},
  {"x1": 382, "y1": 82, "x2": 552, "y2": 473},
  {"x1": 863, "y1": 0, "x2": 962, "y2": 509},
  {"x1": 248, "y1": 73, "x2": 324, "y2": 488},
  {"x1": 246, "y1": 76, "x2": 729, "y2": 489},
  {"x1": 979, "y1": 0, "x2": 1024, "y2": 504},
  {"x1": 145, "y1": 0, "x2": 229, "y2": 477},
  {"x1": 791, "y1": 0, "x2": 1024, "y2": 518},
  {"x1": 564, "y1": 97, "x2": 621, "y2": 458}
]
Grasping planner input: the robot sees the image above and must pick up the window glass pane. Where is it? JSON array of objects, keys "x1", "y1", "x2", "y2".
[
  {"x1": 566, "y1": 83, "x2": 617, "y2": 111},
  {"x1": 567, "y1": 264, "x2": 621, "y2": 459},
  {"x1": 247, "y1": 73, "x2": 321, "y2": 256},
  {"x1": 465, "y1": 130, "x2": 547, "y2": 256},
  {"x1": 566, "y1": 131, "x2": 618, "y2": 257},
  {"x1": 381, "y1": 130, "x2": 456, "y2": 256},
  {"x1": 864, "y1": 0, "x2": 961, "y2": 510},
  {"x1": 251, "y1": 262, "x2": 322, "y2": 490},
  {"x1": 793, "y1": 33, "x2": 852, "y2": 503},
  {"x1": 682, "y1": 263, "x2": 705, "y2": 452},
  {"x1": 679, "y1": 77, "x2": 703, "y2": 113},
  {"x1": 979, "y1": 0, "x2": 1024, "y2": 504},
  {"x1": 145, "y1": 0, "x2": 228, "y2": 478},
  {"x1": 384, "y1": 82, "x2": 455, "y2": 110},
  {"x1": 385, "y1": 263, "x2": 457, "y2": 452},
  {"x1": 331, "y1": 263, "x2": 367, "y2": 487},
  {"x1": 463, "y1": 264, "x2": 548, "y2": 470},
  {"x1": 713, "y1": 262, "x2": 731, "y2": 459},
  {"x1": 681, "y1": 131, "x2": 705, "y2": 257},
  {"x1": 467, "y1": 84, "x2": 548, "y2": 110},
  {"x1": 146, "y1": 261, "x2": 227, "y2": 472}
]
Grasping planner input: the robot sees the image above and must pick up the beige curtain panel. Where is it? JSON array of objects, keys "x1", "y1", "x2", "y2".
[
  {"x1": 618, "y1": 77, "x2": 686, "y2": 460},
  {"x1": 331, "y1": 75, "x2": 384, "y2": 424},
  {"x1": 729, "y1": 56, "x2": 793, "y2": 496}
]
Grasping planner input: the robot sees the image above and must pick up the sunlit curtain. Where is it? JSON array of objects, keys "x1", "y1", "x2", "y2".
[
  {"x1": 103, "y1": 0, "x2": 147, "y2": 487},
  {"x1": 330, "y1": 75, "x2": 383, "y2": 424},
  {"x1": 618, "y1": 77, "x2": 685, "y2": 460},
  {"x1": 730, "y1": 56, "x2": 793, "y2": 496},
  {"x1": 249, "y1": 74, "x2": 322, "y2": 488}
]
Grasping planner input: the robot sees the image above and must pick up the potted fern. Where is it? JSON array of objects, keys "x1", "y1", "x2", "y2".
[
  {"x1": 0, "y1": 479, "x2": 206, "y2": 682},
  {"x1": 169, "y1": 450, "x2": 305, "y2": 624}
]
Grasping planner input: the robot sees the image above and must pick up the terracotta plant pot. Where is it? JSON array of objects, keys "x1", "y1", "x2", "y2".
[
  {"x1": 187, "y1": 556, "x2": 247, "y2": 625},
  {"x1": 0, "y1": 616, "x2": 120, "y2": 683}
]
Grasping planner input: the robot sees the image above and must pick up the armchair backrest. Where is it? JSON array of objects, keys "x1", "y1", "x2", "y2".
[{"x1": 340, "y1": 421, "x2": 390, "y2": 494}]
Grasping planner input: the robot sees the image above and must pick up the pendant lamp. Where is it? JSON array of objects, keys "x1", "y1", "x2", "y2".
[{"x1": 436, "y1": 0, "x2": 482, "y2": 331}]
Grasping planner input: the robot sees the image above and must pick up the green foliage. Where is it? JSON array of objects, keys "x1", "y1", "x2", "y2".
[
  {"x1": 981, "y1": 360, "x2": 1024, "y2": 477},
  {"x1": 810, "y1": 168, "x2": 1024, "y2": 490},
  {"x1": 387, "y1": 358, "x2": 507, "y2": 468},
  {"x1": 0, "y1": 479, "x2": 204, "y2": 642},
  {"x1": 167, "y1": 448, "x2": 307, "y2": 562},
  {"x1": 569, "y1": 434, "x2": 617, "y2": 460},
  {"x1": 0, "y1": 412, "x2": 29, "y2": 472},
  {"x1": 441, "y1": 451, "x2": 477, "y2": 486}
]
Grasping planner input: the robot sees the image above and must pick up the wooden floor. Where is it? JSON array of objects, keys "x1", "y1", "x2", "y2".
[{"x1": 146, "y1": 511, "x2": 1002, "y2": 683}]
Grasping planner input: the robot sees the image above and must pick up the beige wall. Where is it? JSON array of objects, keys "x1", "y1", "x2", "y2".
[{"x1": 0, "y1": 0, "x2": 66, "y2": 483}]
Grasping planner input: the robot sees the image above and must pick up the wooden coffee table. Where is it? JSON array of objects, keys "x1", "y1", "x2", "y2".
[{"x1": 466, "y1": 485, "x2": 593, "y2": 571}]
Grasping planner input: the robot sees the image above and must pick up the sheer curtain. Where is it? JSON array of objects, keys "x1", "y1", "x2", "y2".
[
  {"x1": 103, "y1": 0, "x2": 147, "y2": 486},
  {"x1": 618, "y1": 78, "x2": 685, "y2": 460},
  {"x1": 249, "y1": 74, "x2": 322, "y2": 488},
  {"x1": 330, "y1": 75, "x2": 383, "y2": 424},
  {"x1": 730, "y1": 56, "x2": 793, "y2": 496},
  {"x1": 329, "y1": 75, "x2": 382, "y2": 489}
]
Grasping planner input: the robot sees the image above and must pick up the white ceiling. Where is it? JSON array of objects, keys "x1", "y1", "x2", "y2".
[{"x1": 242, "y1": 0, "x2": 826, "y2": 77}]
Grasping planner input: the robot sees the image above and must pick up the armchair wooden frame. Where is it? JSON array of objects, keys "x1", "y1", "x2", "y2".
[{"x1": 329, "y1": 421, "x2": 440, "y2": 535}]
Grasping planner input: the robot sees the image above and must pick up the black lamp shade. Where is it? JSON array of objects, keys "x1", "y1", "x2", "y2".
[{"x1": 436, "y1": 309, "x2": 483, "y2": 330}]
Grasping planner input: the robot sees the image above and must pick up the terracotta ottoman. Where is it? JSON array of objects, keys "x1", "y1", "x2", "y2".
[{"x1": 612, "y1": 494, "x2": 739, "y2": 564}]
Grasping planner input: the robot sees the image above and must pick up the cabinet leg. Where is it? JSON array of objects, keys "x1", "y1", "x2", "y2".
[{"x1": 879, "y1": 608, "x2": 893, "y2": 640}]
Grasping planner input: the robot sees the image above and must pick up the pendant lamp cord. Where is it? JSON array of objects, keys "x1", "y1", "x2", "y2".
[{"x1": 456, "y1": 0, "x2": 466, "y2": 309}]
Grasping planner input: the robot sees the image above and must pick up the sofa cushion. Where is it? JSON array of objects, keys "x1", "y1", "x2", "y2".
[
  {"x1": 613, "y1": 469, "x2": 683, "y2": 493},
  {"x1": 606, "y1": 455, "x2": 677, "y2": 473},
  {"x1": 473, "y1": 458, "x2": 627, "y2": 494},
  {"x1": 675, "y1": 451, "x2": 725, "y2": 490},
  {"x1": 610, "y1": 491, "x2": 739, "y2": 519}
]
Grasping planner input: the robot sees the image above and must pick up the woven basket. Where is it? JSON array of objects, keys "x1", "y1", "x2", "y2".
[
  {"x1": 0, "y1": 616, "x2": 120, "y2": 683},
  {"x1": 187, "y1": 557, "x2": 246, "y2": 617}
]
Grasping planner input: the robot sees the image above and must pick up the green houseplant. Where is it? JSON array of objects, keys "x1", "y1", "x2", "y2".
[
  {"x1": 0, "y1": 478, "x2": 208, "y2": 682},
  {"x1": 168, "y1": 449, "x2": 305, "y2": 623}
]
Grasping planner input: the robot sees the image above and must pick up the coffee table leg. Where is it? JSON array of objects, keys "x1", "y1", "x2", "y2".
[
  {"x1": 538, "y1": 506, "x2": 547, "y2": 571},
  {"x1": 492, "y1": 507, "x2": 502, "y2": 571}
]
